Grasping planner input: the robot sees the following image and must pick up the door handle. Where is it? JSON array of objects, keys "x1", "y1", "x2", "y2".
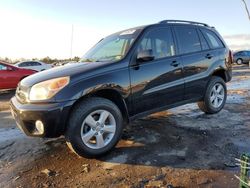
[
  {"x1": 170, "y1": 60, "x2": 180, "y2": 67},
  {"x1": 205, "y1": 54, "x2": 213, "y2": 59}
]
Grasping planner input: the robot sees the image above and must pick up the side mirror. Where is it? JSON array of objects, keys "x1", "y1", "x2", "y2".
[{"x1": 137, "y1": 49, "x2": 155, "y2": 62}]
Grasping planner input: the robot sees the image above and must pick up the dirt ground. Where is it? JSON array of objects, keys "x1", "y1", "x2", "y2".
[{"x1": 0, "y1": 65, "x2": 249, "y2": 188}]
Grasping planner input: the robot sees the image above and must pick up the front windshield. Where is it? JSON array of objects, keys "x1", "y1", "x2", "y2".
[{"x1": 80, "y1": 29, "x2": 142, "y2": 63}]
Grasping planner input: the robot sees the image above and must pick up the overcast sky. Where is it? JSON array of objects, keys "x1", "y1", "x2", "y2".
[{"x1": 0, "y1": 0, "x2": 249, "y2": 59}]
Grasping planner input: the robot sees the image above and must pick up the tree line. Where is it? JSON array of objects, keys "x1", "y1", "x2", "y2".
[{"x1": 0, "y1": 56, "x2": 81, "y2": 64}]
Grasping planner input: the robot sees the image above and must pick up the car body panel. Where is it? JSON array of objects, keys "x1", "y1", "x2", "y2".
[
  {"x1": 129, "y1": 56, "x2": 184, "y2": 115},
  {"x1": 0, "y1": 62, "x2": 36, "y2": 90}
]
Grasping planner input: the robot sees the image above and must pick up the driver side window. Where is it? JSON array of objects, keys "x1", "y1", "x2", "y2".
[{"x1": 137, "y1": 28, "x2": 175, "y2": 60}]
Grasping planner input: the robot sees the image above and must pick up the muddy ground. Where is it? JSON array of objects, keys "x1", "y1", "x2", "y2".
[{"x1": 0, "y1": 65, "x2": 249, "y2": 188}]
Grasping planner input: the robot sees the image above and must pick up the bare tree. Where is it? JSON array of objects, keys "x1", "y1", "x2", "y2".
[{"x1": 242, "y1": 0, "x2": 250, "y2": 20}]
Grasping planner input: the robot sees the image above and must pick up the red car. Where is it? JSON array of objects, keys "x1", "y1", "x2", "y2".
[{"x1": 0, "y1": 61, "x2": 37, "y2": 90}]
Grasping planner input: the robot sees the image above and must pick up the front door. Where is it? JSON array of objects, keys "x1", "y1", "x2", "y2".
[{"x1": 129, "y1": 27, "x2": 184, "y2": 116}]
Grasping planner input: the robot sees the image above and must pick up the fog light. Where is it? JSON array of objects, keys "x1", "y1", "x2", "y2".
[{"x1": 35, "y1": 120, "x2": 44, "y2": 135}]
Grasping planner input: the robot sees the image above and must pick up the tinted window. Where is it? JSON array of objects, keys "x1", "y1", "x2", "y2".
[
  {"x1": 201, "y1": 29, "x2": 224, "y2": 49},
  {"x1": 241, "y1": 51, "x2": 247, "y2": 55},
  {"x1": 197, "y1": 30, "x2": 209, "y2": 50},
  {"x1": 236, "y1": 52, "x2": 243, "y2": 56},
  {"x1": 18, "y1": 62, "x2": 26, "y2": 67},
  {"x1": 27, "y1": 62, "x2": 33, "y2": 66},
  {"x1": 137, "y1": 27, "x2": 175, "y2": 60},
  {"x1": 175, "y1": 27, "x2": 201, "y2": 54},
  {"x1": 32, "y1": 61, "x2": 41, "y2": 66},
  {"x1": 243, "y1": 51, "x2": 250, "y2": 56}
]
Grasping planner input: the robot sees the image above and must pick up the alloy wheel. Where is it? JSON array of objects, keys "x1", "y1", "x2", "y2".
[
  {"x1": 80, "y1": 110, "x2": 116, "y2": 149},
  {"x1": 210, "y1": 83, "x2": 225, "y2": 108}
]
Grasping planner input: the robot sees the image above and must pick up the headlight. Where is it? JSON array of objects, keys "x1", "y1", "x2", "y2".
[{"x1": 29, "y1": 77, "x2": 70, "y2": 101}]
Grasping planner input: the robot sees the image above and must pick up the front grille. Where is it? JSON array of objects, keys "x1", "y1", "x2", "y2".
[{"x1": 16, "y1": 84, "x2": 29, "y2": 103}]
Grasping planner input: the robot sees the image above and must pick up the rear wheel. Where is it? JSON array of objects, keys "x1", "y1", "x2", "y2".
[
  {"x1": 236, "y1": 58, "x2": 243, "y2": 65},
  {"x1": 66, "y1": 97, "x2": 123, "y2": 158},
  {"x1": 198, "y1": 76, "x2": 227, "y2": 114}
]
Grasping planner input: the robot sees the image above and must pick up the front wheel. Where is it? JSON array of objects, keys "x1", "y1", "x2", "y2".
[
  {"x1": 66, "y1": 97, "x2": 123, "y2": 158},
  {"x1": 198, "y1": 76, "x2": 227, "y2": 114}
]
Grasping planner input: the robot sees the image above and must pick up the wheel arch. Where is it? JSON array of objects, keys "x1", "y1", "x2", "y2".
[
  {"x1": 211, "y1": 68, "x2": 227, "y2": 82},
  {"x1": 67, "y1": 88, "x2": 130, "y2": 126}
]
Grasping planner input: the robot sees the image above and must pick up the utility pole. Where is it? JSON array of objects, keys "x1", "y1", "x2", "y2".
[
  {"x1": 242, "y1": 0, "x2": 250, "y2": 21},
  {"x1": 70, "y1": 24, "x2": 74, "y2": 59}
]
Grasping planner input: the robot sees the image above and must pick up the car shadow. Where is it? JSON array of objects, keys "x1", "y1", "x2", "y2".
[
  {"x1": 19, "y1": 111, "x2": 244, "y2": 171},
  {"x1": 98, "y1": 114, "x2": 242, "y2": 170}
]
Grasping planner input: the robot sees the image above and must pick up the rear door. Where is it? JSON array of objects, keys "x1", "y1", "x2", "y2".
[
  {"x1": 129, "y1": 27, "x2": 184, "y2": 115},
  {"x1": 174, "y1": 26, "x2": 213, "y2": 100}
]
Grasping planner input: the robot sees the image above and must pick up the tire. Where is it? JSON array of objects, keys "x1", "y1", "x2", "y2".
[
  {"x1": 236, "y1": 58, "x2": 243, "y2": 65},
  {"x1": 198, "y1": 76, "x2": 227, "y2": 114},
  {"x1": 65, "y1": 97, "x2": 123, "y2": 158}
]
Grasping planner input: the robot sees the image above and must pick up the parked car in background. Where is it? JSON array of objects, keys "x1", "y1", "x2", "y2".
[
  {"x1": 233, "y1": 50, "x2": 250, "y2": 65},
  {"x1": 0, "y1": 61, "x2": 36, "y2": 90},
  {"x1": 53, "y1": 61, "x2": 78, "y2": 67},
  {"x1": 15, "y1": 61, "x2": 52, "y2": 71}
]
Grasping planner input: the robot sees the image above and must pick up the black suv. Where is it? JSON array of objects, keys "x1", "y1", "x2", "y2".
[{"x1": 10, "y1": 20, "x2": 232, "y2": 157}]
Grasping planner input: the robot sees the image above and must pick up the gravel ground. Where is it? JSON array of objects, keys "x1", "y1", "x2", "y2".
[{"x1": 0, "y1": 65, "x2": 249, "y2": 188}]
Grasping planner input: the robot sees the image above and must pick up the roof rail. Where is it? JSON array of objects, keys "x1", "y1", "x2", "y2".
[{"x1": 159, "y1": 20, "x2": 210, "y2": 27}]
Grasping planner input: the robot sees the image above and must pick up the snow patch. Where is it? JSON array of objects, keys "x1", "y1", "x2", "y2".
[{"x1": 0, "y1": 128, "x2": 24, "y2": 143}]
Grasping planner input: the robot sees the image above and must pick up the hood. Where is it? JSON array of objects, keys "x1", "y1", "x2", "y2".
[{"x1": 20, "y1": 61, "x2": 111, "y2": 87}]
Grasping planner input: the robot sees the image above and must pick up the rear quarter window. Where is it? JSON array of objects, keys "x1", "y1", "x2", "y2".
[{"x1": 201, "y1": 29, "x2": 224, "y2": 49}]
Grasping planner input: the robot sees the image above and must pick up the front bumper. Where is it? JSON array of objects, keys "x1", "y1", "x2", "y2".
[{"x1": 10, "y1": 97, "x2": 75, "y2": 138}]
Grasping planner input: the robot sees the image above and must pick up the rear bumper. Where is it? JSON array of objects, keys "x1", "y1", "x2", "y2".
[{"x1": 10, "y1": 97, "x2": 75, "y2": 138}]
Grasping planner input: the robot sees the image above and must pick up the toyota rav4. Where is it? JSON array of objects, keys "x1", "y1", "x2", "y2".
[{"x1": 10, "y1": 20, "x2": 233, "y2": 157}]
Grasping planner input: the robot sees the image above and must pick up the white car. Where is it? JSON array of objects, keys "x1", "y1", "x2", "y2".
[{"x1": 15, "y1": 61, "x2": 52, "y2": 71}]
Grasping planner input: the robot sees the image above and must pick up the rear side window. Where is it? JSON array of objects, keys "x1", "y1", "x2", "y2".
[
  {"x1": 26, "y1": 62, "x2": 32, "y2": 66},
  {"x1": 175, "y1": 26, "x2": 201, "y2": 54},
  {"x1": 32, "y1": 62, "x2": 41, "y2": 66},
  {"x1": 236, "y1": 52, "x2": 243, "y2": 56},
  {"x1": 18, "y1": 62, "x2": 27, "y2": 67},
  {"x1": 201, "y1": 29, "x2": 224, "y2": 49},
  {"x1": 243, "y1": 51, "x2": 250, "y2": 56}
]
